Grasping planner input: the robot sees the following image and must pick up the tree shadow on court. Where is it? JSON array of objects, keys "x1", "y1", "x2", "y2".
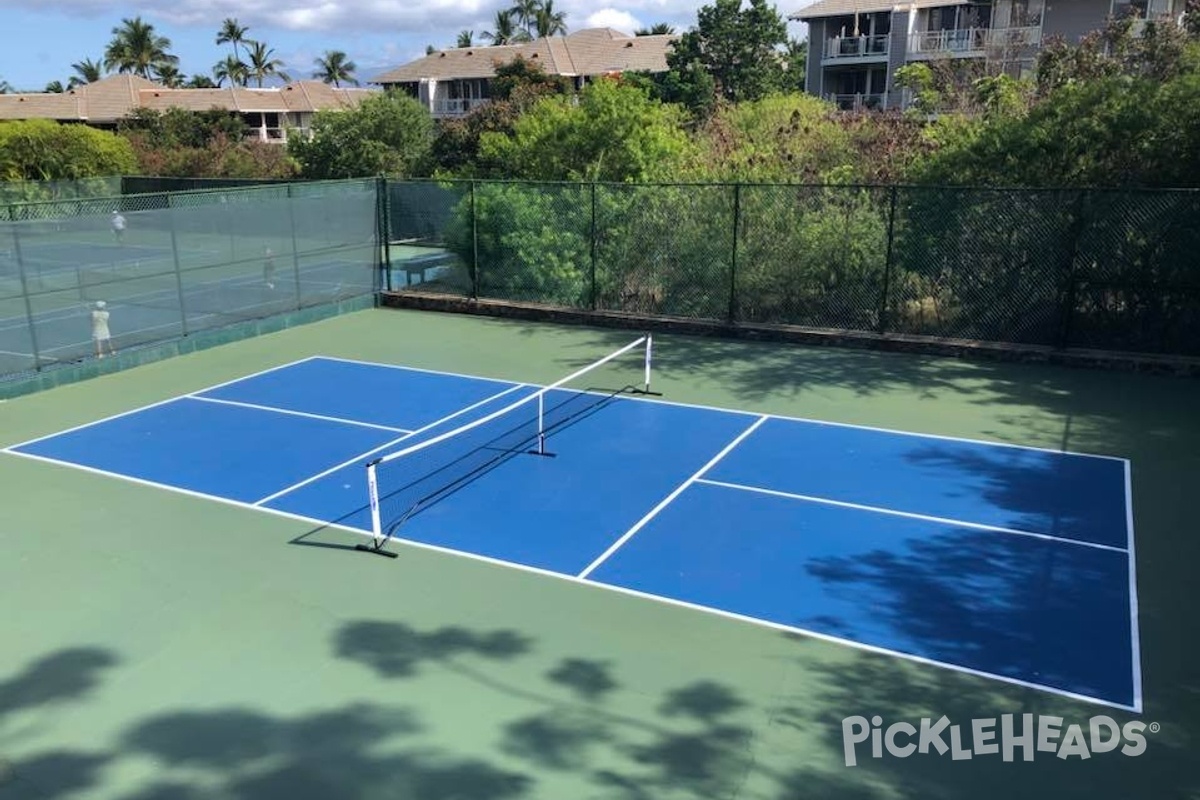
[
  {"x1": 331, "y1": 618, "x2": 784, "y2": 799},
  {"x1": 334, "y1": 620, "x2": 533, "y2": 679},
  {"x1": 117, "y1": 704, "x2": 531, "y2": 800},
  {"x1": 0, "y1": 647, "x2": 119, "y2": 799},
  {"x1": 769, "y1": 636, "x2": 1196, "y2": 800}
]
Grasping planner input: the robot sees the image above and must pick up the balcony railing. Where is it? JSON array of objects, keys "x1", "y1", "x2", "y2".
[
  {"x1": 825, "y1": 92, "x2": 887, "y2": 111},
  {"x1": 823, "y1": 34, "x2": 891, "y2": 61},
  {"x1": 243, "y1": 127, "x2": 310, "y2": 144},
  {"x1": 908, "y1": 26, "x2": 1042, "y2": 57},
  {"x1": 432, "y1": 97, "x2": 491, "y2": 117}
]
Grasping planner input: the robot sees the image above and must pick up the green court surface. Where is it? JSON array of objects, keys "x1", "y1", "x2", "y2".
[{"x1": 1, "y1": 307, "x2": 1197, "y2": 799}]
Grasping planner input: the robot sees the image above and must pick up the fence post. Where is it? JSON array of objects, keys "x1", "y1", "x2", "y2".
[
  {"x1": 728, "y1": 183, "x2": 741, "y2": 323},
  {"x1": 10, "y1": 224, "x2": 44, "y2": 371},
  {"x1": 377, "y1": 176, "x2": 392, "y2": 293},
  {"x1": 590, "y1": 182, "x2": 598, "y2": 311},
  {"x1": 165, "y1": 194, "x2": 190, "y2": 337},
  {"x1": 286, "y1": 183, "x2": 303, "y2": 310},
  {"x1": 878, "y1": 185, "x2": 899, "y2": 334},
  {"x1": 470, "y1": 180, "x2": 479, "y2": 300},
  {"x1": 1057, "y1": 191, "x2": 1087, "y2": 349}
]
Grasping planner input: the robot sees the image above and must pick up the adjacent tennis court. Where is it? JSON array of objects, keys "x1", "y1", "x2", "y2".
[{"x1": 4, "y1": 336, "x2": 1140, "y2": 711}]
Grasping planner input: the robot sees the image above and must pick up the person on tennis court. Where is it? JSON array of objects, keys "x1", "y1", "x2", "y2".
[
  {"x1": 263, "y1": 248, "x2": 277, "y2": 290},
  {"x1": 111, "y1": 211, "x2": 126, "y2": 244},
  {"x1": 91, "y1": 300, "x2": 115, "y2": 358}
]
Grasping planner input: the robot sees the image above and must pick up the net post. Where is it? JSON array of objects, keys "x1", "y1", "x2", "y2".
[
  {"x1": 643, "y1": 334, "x2": 652, "y2": 394},
  {"x1": 537, "y1": 391, "x2": 545, "y2": 455},
  {"x1": 358, "y1": 459, "x2": 398, "y2": 558}
]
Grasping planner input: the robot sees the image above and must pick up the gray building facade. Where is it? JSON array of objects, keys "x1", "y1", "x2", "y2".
[{"x1": 791, "y1": 0, "x2": 1187, "y2": 110}]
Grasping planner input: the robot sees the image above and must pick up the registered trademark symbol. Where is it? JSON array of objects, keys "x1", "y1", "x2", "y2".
[{"x1": 1148, "y1": 722, "x2": 1161, "y2": 734}]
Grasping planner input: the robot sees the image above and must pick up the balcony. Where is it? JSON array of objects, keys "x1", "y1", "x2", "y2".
[
  {"x1": 907, "y1": 26, "x2": 1042, "y2": 58},
  {"x1": 243, "y1": 127, "x2": 311, "y2": 144},
  {"x1": 823, "y1": 34, "x2": 891, "y2": 64},
  {"x1": 825, "y1": 93, "x2": 887, "y2": 111},
  {"x1": 432, "y1": 97, "x2": 491, "y2": 118}
]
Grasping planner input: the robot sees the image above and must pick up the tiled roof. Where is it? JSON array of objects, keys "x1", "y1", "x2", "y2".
[
  {"x1": 371, "y1": 27, "x2": 676, "y2": 84},
  {"x1": 0, "y1": 74, "x2": 375, "y2": 123},
  {"x1": 790, "y1": 0, "x2": 968, "y2": 20}
]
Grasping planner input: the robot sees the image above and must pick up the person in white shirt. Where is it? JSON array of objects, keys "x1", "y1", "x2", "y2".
[
  {"x1": 91, "y1": 300, "x2": 115, "y2": 358},
  {"x1": 111, "y1": 211, "x2": 126, "y2": 244}
]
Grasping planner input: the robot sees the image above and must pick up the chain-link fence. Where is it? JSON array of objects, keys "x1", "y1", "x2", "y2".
[
  {"x1": 121, "y1": 176, "x2": 296, "y2": 195},
  {"x1": 0, "y1": 177, "x2": 124, "y2": 204},
  {"x1": 387, "y1": 180, "x2": 1200, "y2": 357},
  {"x1": 2, "y1": 178, "x2": 382, "y2": 379}
]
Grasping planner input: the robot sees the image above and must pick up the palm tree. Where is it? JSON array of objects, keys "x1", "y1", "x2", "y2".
[
  {"x1": 635, "y1": 23, "x2": 676, "y2": 35},
  {"x1": 510, "y1": 0, "x2": 540, "y2": 36},
  {"x1": 186, "y1": 74, "x2": 218, "y2": 88},
  {"x1": 216, "y1": 18, "x2": 250, "y2": 62},
  {"x1": 69, "y1": 57, "x2": 104, "y2": 88},
  {"x1": 246, "y1": 41, "x2": 291, "y2": 87},
  {"x1": 457, "y1": 30, "x2": 474, "y2": 48},
  {"x1": 45, "y1": 80, "x2": 65, "y2": 93},
  {"x1": 482, "y1": 10, "x2": 520, "y2": 45},
  {"x1": 104, "y1": 17, "x2": 178, "y2": 79},
  {"x1": 312, "y1": 51, "x2": 358, "y2": 87},
  {"x1": 154, "y1": 63, "x2": 184, "y2": 88},
  {"x1": 534, "y1": 1, "x2": 568, "y2": 37},
  {"x1": 213, "y1": 55, "x2": 249, "y2": 87},
  {"x1": 0, "y1": 77, "x2": 11, "y2": 94}
]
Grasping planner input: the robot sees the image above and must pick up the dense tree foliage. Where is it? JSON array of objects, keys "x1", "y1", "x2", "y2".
[
  {"x1": 662, "y1": 0, "x2": 790, "y2": 116},
  {"x1": 0, "y1": 119, "x2": 136, "y2": 181},
  {"x1": 478, "y1": 78, "x2": 692, "y2": 182},
  {"x1": 289, "y1": 92, "x2": 433, "y2": 178},
  {"x1": 118, "y1": 108, "x2": 297, "y2": 178}
]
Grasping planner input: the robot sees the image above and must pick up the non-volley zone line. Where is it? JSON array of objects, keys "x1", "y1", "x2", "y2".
[
  {"x1": 252, "y1": 381, "x2": 531, "y2": 506},
  {"x1": 695, "y1": 478, "x2": 1129, "y2": 554}
]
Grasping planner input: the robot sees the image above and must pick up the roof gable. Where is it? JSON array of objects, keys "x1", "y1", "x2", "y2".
[{"x1": 371, "y1": 28, "x2": 677, "y2": 84}]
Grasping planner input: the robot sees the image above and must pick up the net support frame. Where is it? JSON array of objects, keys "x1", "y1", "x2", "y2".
[{"x1": 359, "y1": 334, "x2": 655, "y2": 557}]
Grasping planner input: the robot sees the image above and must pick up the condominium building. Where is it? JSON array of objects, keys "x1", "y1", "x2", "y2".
[{"x1": 790, "y1": 0, "x2": 1187, "y2": 110}]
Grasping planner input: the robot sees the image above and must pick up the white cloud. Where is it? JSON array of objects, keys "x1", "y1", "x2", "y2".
[
  {"x1": 0, "y1": 0, "x2": 707, "y2": 34},
  {"x1": 584, "y1": 8, "x2": 642, "y2": 33}
]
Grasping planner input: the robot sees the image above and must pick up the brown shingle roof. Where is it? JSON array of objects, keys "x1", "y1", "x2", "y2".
[
  {"x1": 0, "y1": 76, "x2": 375, "y2": 123},
  {"x1": 371, "y1": 27, "x2": 676, "y2": 84}
]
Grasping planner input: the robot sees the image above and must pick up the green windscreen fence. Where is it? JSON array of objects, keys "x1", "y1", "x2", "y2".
[
  {"x1": 1, "y1": 178, "x2": 380, "y2": 379},
  {"x1": 386, "y1": 180, "x2": 1200, "y2": 358},
  {"x1": 0, "y1": 177, "x2": 123, "y2": 204}
]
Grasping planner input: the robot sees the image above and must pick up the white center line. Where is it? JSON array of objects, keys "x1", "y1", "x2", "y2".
[
  {"x1": 252, "y1": 382, "x2": 531, "y2": 507},
  {"x1": 577, "y1": 415, "x2": 769, "y2": 579},
  {"x1": 186, "y1": 394, "x2": 413, "y2": 433},
  {"x1": 695, "y1": 478, "x2": 1129, "y2": 554}
]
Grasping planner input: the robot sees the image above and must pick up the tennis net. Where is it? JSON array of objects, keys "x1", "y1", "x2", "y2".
[{"x1": 362, "y1": 336, "x2": 654, "y2": 556}]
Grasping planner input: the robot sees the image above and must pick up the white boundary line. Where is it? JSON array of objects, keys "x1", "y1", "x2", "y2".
[
  {"x1": 313, "y1": 354, "x2": 522, "y2": 389},
  {"x1": 2, "y1": 356, "x2": 320, "y2": 452},
  {"x1": 0, "y1": 352, "x2": 1140, "y2": 711},
  {"x1": 1125, "y1": 461, "x2": 1143, "y2": 713},
  {"x1": 186, "y1": 395, "x2": 413, "y2": 434},
  {"x1": 312, "y1": 356, "x2": 1127, "y2": 463},
  {"x1": 251, "y1": 382, "x2": 531, "y2": 507},
  {"x1": 4, "y1": 443, "x2": 1137, "y2": 712},
  {"x1": 578, "y1": 415, "x2": 769, "y2": 579},
  {"x1": 696, "y1": 478, "x2": 1129, "y2": 555}
]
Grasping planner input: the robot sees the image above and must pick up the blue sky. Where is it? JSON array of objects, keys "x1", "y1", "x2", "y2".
[{"x1": 0, "y1": 1, "x2": 810, "y2": 92}]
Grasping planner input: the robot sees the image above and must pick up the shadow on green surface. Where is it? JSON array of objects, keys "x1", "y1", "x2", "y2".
[{"x1": 0, "y1": 648, "x2": 118, "y2": 799}]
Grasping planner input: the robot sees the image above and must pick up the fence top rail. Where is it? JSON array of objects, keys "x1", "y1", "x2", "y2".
[
  {"x1": 385, "y1": 178, "x2": 1200, "y2": 194},
  {"x1": 2, "y1": 176, "x2": 380, "y2": 212}
]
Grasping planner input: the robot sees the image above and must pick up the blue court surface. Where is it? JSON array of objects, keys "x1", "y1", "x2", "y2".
[{"x1": 4, "y1": 353, "x2": 1140, "y2": 711}]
